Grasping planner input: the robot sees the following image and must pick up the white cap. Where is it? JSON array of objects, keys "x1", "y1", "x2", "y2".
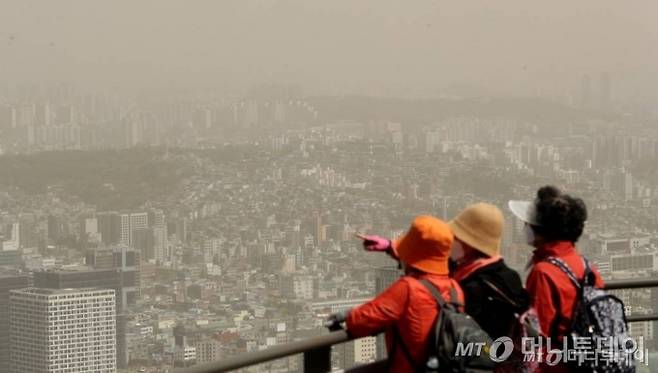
[{"x1": 508, "y1": 200, "x2": 539, "y2": 226}]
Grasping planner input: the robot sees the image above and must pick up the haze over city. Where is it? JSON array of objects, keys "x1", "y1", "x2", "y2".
[
  {"x1": 1, "y1": 2, "x2": 658, "y2": 373},
  {"x1": 1, "y1": 0, "x2": 658, "y2": 101}
]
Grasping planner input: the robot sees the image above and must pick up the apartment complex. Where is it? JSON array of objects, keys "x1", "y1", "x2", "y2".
[
  {"x1": 0, "y1": 272, "x2": 31, "y2": 372},
  {"x1": 33, "y1": 261, "x2": 137, "y2": 368},
  {"x1": 9, "y1": 288, "x2": 117, "y2": 373}
]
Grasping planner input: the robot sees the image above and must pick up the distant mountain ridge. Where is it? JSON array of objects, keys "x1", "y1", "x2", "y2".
[{"x1": 0, "y1": 148, "x2": 193, "y2": 209}]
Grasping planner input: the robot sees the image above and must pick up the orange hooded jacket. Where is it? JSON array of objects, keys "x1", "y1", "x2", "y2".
[{"x1": 346, "y1": 273, "x2": 464, "y2": 372}]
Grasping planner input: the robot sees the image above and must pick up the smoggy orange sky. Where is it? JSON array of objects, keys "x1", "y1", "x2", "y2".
[{"x1": 1, "y1": 1, "x2": 657, "y2": 99}]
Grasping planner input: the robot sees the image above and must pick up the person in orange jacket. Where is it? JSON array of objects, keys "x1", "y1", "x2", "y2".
[
  {"x1": 358, "y1": 204, "x2": 532, "y2": 372},
  {"x1": 359, "y1": 204, "x2": 530, "y2": 341},
  {"x1": 326, "y1": 215, "x2": 464, "y2": 372},
  {"x1": 509, "y1": 186, "x2": 604, "y2": 372}
]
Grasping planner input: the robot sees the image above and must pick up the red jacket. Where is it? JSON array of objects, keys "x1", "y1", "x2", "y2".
[
  {"x1": 526, "y1": 241, "x2": 604, "y2": 372},
  {"x1": 346, "y1": 273, "x2": 464, "y2": 372}
]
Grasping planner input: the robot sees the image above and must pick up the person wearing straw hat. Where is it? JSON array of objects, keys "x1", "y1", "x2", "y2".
[
  {"x1": 358, "y1": 203, "x2": 529, "y2": 341},
  {"x1": 446, "y1": 203, "x2": 529, "y2": 339},
  {"x1": 327, "y1": 215, "x2": 464, "y2": 373}
]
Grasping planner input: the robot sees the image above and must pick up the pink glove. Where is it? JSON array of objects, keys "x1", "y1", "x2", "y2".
[{"x1": 358, "y1": 235, "x2": 392, "y2": 252}]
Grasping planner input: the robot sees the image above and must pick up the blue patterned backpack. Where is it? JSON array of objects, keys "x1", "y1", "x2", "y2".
[{"x1": 546, "y1": 257, "x2": 635, "y2": 373}]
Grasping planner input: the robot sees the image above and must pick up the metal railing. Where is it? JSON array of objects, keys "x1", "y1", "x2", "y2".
[
  {"x1": 605, "y1": 279, "x2": 658, "y2": 323},
  {"x1": 604, "y1": 279, "x2": 658, "y2": 290},
  {"x1": 176, "y1": 278, "x2": 658, "y2": 373},
  {"x1": 180, "y1": 330, "x2": 352, "y2": 373}
]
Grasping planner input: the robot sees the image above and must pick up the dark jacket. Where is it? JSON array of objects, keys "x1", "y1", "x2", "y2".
[{"x1": 458, "y1": 259, "x2": 529, "y2": 339}]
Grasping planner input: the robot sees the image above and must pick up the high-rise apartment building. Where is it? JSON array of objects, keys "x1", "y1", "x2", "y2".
[
  {"x1": 345, "y1": 336, "x2": 378, "y2": 368},
  {"x1": 47, "y1": 215, "x2": 66, "y2": 242},
  {"x1": 19, "y1": 213, "x2": 38, "y2": 250},
  {"x1": 168, "y1": 217, "x2": 187, "y2": 244},
  {"x1": 280, "y1": 275, "x2": 315, "y2": 300},
  {"x1": 129, "y1": 212, "x2": 149, "y2": 247},
  {"x1": 80, "y1": 217, "x2": 99, "y2": 243},
  {"x1": 119, "y1": 212, "x2": 149, "y2": 247},
  {"x1": 131, "y1": 228, "x2": 154, "y2": 260},
  {"x1": 0, "y1": 271, "x2": 32, "y2": 372},
  {"x1": 147, "y1": 209, "x2": 165, "y2": 228},
  {"x1": 119, "y1": 214, "x2": 130, "y2": 246},
  {"x1": 97, "y1": 212, "x2": 121, "y2": 245},
  {"x1": 153, "y1": 226, "x2": 168, "y2": 262},
  {"x1": 33, "y1": 261, "x2": 138, "y2": 369},
  {"x1": 9, "y1": 288, "x2": 117, "y2": 373},
  {"x1": 130, "y1": 213, "x2": 148, "y2": 235}
]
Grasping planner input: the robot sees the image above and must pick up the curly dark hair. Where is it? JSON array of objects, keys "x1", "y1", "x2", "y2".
[{"x1": 533, "y1": 185, "x2": 588, "y2": 243}]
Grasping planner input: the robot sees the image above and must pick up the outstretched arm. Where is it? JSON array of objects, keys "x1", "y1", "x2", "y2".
[{"x1": 357, "y1": 234, "x2": 400, "y2": 260}]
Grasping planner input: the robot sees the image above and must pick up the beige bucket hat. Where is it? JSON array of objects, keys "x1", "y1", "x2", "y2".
[{"x1": 448, "y1": 203, "x2": 504, "y2": 257}]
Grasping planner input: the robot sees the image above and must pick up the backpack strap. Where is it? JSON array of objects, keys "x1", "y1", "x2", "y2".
[
  {"x1": 418, "y1": 279, "x2": 453, "y2": 372},
  {"x1": 544, "y1": 256, "x2": 588, "y2": 341},
  {"x1": 449, "y1": 287, "x2": 461, "y2": 308},
  {"x1": 581, "y1": 257, "x2": 596, "y2": 287},
  {"x1": 419, "y1": 279, "x2": 447, "y2": 305},
  {"x1": 419, "y1": 279, "x2": 461, "y2": 310},
  {"x1": 481, "y1": 278, "x2": 520, "y2": 309},
  {"x1": 389, "y1": 278, "x2": 447, "y2": 372},
  {"x1": 545, "y1": 257, "x2": 581, "y2": 290}
]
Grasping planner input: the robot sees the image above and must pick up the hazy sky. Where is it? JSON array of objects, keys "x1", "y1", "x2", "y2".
[{"x1": 1, "y1": 1, "x2": 657, "y2": 98}]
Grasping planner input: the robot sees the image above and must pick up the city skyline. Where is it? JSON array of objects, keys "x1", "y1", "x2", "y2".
[
  {"x1": 0, "y1": 2, "x2": 657, "y2": 372},
  {"x1": 1, "y1": 99, "x2": 658, "y2": 370}
]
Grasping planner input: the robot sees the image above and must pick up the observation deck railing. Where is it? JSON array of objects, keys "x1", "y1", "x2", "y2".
[{"x1": 177, "y1": 278, "x2": 658, "y2": 373}]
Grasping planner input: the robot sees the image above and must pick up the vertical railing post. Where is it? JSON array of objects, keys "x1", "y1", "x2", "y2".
[{"x1": 303, "y1": 345, "x2": 332, "y2": 373}]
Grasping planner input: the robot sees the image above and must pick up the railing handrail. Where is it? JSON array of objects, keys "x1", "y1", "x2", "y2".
[
  {"x1": 176, "y1": 330, "x2": 351, "y2": 373},
  {"x1": 177, "y1": 277, "x2": 658, "y2": 373},
  {"x1": 604, "y1": 278, "x2": 658, "y2": 290}
]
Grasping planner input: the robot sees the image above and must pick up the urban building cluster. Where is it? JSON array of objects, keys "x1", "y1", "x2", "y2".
[
  {"x1": 0, "y1": 85, "x2": 319, "y2": 154},
  {"x1": 0, "y1": 85, "x2": 657, "y2": 372}
]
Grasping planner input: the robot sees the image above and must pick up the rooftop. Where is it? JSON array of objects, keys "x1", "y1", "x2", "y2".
[{"x1": 11, "y1": 287, "x2": 115, "y2": 295}]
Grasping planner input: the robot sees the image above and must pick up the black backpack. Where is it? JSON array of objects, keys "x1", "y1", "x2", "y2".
[
  {"x1": 394, "y1": 279, "x2": 495, "y2": 372},
  {"x1": 546, "y1": 256, "x2": 635, "y2": 373}
]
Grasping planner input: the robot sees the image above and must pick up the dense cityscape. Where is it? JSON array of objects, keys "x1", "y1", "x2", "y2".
[
  {"x1": 0, "y1": 80, "x2": 657, "y2": 372},
  {"x1": 2, "y1": 1, "x2": 658, "y2": 371}
]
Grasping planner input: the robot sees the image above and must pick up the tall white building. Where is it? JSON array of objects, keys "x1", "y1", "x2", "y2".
[
  {"x1": 120, "y1": 214, "x2": 130, "y2": 246},
  {"x1": 10, "y1": 288, "x2": 117, "y2": 373},
  {"x1": 280, "y1": 275, "x2": 315, "y2": 300},
  {"x1": 129, "y1": 213, "x2": 149, "y2": 246},
  {"x1": 352, "y1": 336, "x2": 378, "y2": 364},
  {"x1": 119, "y1": 212, "x2": 149, "y2": 247},
  {"x1": 340, "y1": 336, "x2": 377, "y2": 369},
  {"x1": 153, "y1": 226, "x2": 168, "y2": 262}
]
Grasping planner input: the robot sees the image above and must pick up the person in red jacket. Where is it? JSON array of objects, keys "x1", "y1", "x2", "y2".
[
  {"x1": 509, "y1": 186, "x2": 604, "y2": 372},
  {"x1": 326, "y1": 215, "x2": 463, "y2": 372}
]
